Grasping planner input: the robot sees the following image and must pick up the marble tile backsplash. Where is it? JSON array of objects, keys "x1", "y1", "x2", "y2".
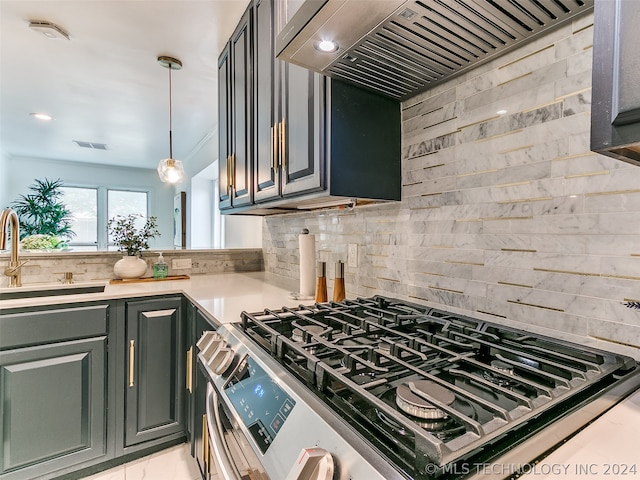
[
  {"x1": 263, "y1": 13, "x2": 640, "y2": 359},
  {"x1": 0, "y1": 249, "x2": 263, "y2": 285}
]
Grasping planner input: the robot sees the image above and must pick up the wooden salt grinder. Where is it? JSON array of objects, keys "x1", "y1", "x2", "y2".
[{"x1": 315, "y1": 261, "x2": 328, "y2": 303}]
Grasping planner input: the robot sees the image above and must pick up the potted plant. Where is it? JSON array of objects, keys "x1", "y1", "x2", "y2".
[
  {"x1": 11, "y1": 178, "x2": 75, "y2": 250},
  {"x1": 107, "y1": 214, "x2": 160, "y2": 279}
]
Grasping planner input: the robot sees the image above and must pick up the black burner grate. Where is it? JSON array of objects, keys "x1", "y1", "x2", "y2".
[{"x1": 240, "y1": 296, "x2": 639, "y2": 478}]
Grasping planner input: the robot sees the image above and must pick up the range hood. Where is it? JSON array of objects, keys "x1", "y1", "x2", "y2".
[{"x1": 277, "y1": 0, "x2": 594, "y2": 101}]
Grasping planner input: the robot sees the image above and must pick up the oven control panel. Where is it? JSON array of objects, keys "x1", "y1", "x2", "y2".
[{"x1": 224, "y1": 355, "x2": 296, "y2": 453}]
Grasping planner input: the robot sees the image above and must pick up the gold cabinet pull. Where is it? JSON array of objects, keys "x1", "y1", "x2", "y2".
[
  {"x1": 128, "y1": 340, "x2": 135, "y2": 387},
  {"x1": 202, "y1": 414, "x2": 209, "y2": 473},
  {"x1": 280, "y1": 119, "x2": 286, "y2": 171},
  {"x1": 226, "y1": 156, "x2": 232, "y2": 191},
  {"x1": 231, "y1": 153, "x2": 236, "y2": 188},
  {"x1": 186, "y1": 346, "x2": 193, "y2": 393},
  {"x1": 271, "y1": 124, "x2": 278, "y2": 170}
]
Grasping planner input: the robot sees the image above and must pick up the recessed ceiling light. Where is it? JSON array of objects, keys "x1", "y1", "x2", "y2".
[
  {"x1": 314, "y1": 39, "x2": 339, "y2": 53},
  {"x1": 496, "y1": 109, "x2": 508, "y2": 115},
  {"x1": 30, "y1": 112, "x2": 53, "y2": 121}
]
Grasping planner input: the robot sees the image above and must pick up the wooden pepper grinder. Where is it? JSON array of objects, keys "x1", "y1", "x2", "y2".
[
  {"x1": 333, "y1": 260, "x2": 346, "y2": 302},
  {"x1": 315, "y1": 261, "x2": 328, "y2": 303}
]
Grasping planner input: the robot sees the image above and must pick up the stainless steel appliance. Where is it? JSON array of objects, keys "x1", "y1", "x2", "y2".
[
  {"x1": 197, "y1": 327, "x2": 398, "y2": 480},
  {"x1": 199, "y1": 296, "x2": 640, "y2": 479},
  {"x1": 276, "y1": 0, "x2": 594, "y2": 101}
]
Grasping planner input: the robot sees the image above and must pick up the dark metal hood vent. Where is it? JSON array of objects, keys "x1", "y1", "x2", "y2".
[{"x1": 277, "y1": 0, "x2": 594, "y2": 101}]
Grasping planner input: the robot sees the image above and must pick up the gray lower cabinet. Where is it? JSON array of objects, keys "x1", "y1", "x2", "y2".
[
  {"x1": 123, "y1": 297, "x2": 186, "y2": 448},
  {"x1": 0, "y1": 303, "x2": 111, "y2": 480},
  {"x1": 0, "y1": 294, "x2": 192, "y2": 480}
]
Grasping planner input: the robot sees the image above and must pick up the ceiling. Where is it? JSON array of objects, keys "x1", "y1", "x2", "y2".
[{"x1": 0, "y1": 0, "x2": 248, "y2": 170}]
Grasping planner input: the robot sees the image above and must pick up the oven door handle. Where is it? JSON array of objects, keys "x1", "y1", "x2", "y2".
[{"x1": 206, "y1": 383, "x2": 243, "y2": 480}]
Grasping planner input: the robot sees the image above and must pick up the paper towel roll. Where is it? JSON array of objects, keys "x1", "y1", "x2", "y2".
[{"x1": 299, "y1": 230, "x2": 316, "y2": 298}]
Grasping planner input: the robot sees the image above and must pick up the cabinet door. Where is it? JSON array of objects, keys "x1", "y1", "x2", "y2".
[
  {"x1": 219, "y1": 7, "x2": 254, "y2": 210},
  {"x1": 254, "y1": 0, "x2": 280, "y2": 203},
  {"x1": 185, "y1": 303, "x2": 195, "y2": 445},
  {"x1": 280, "y1": 63, "x2": 325, "y2": 196},
  {"x1": 218, "y1": 43, "x2": 232, "y2": 210},
  {"x1": 230, "y1": 6, "x2": 253, "y2": 208},
  {"x1": 125, "y1": 297, "x2": 185, "y2": 446},
  {"x1": 274, "y1": 0, "x2": 306, "y2": 34},
  {"x1": 591, "y1": 0, "x2": 640, "y2": 164},
  {"x1": 0, "y1": 337, "x2": 107, "y2": 478}
]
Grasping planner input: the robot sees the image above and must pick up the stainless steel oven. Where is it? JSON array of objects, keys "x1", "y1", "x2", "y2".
[
  {"x1": 197, "y1": 326, "x2": 397, "y2": 480},
  {"x1": 198, "y1": 296, "x2": 640, "y2": 480}
]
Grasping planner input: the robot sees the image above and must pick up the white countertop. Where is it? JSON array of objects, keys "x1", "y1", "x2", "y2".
[
  {"x1": 0, "y1": 271, "x2": 305, "y2": 325},
  {"x1": 517, "y1": 389, "x2": 640, "y2": 480}
]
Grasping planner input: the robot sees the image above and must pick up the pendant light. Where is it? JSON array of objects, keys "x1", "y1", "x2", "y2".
[{"x1": 157, "y1": 55, "x2": 184, "y2": 184}]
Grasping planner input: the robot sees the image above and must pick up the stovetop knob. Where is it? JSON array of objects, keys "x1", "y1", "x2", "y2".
[
  {"x1": 207, "y1": 346, "x2": 234, "y2": 375},
  {"x1": 284, "y1": 447, "x2": 334, "y2": 480}
]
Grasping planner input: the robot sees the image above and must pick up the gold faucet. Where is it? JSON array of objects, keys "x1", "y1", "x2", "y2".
[{"x1": 0, "y1": 208, "x2": 26, "y2": 287}]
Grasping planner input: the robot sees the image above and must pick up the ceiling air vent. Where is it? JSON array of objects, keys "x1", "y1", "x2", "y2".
[
  {"x1": 73, "y1": 140, "x2": 108, "y2": 150},
  {"x1": 28, "y1": 20, "x2": 70, "y2": 40}
]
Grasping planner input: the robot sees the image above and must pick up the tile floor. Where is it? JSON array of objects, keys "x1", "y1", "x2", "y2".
[{"x1": 80, "y1": 443, "x2": 213, "y2": 480}]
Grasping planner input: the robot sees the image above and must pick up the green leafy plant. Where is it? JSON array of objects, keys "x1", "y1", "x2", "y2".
[
  {"x1": 20, "y1": 234, "x2": 67, "y2": 251},
  {"x1": 11, "y1": 178, "x2": 75, "y2": 241},
  {"x1": 107, "y1": 214, "x2": 160, "y2": 256}
]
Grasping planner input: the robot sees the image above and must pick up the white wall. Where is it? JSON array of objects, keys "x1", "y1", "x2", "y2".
[
  {"x1": 225, "y1": 215, "x2": 262, "y2": 248},
  {"x1": 0, "y1": 151, "x2": 9, "y2": 207},
  {"x1": 190, "y1": 176, "x2": 214, "y2": 249},
  {"x1": 3, "y1": 155, "x2": 175, "y2": 249}
]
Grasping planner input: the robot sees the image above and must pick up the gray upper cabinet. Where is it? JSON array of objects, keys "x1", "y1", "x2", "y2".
[
  {"x1": 253, "y1": 0, "x2": 278, "y2": 202},
  {"x1": 0, "y1": 303, "x2": 111, "y2": 480},
  {"x1": 591, "y1": 0, "x2": 640, "y2": 165},
  {"x1": 219, "y1": 5, "x2": 254, "y2": 210},
  {"x1": 254, "y1": 0, "x2": 323, "y2": 203},
  {"x1": 124, "y1": 297, "x2": 185, "y2": 447},
  {"x1": 224, "y1": 0, "x2": 401, "y2": 214},
  {"x1": 279, "y1": 63, "x2": 324, "y2": 197}
]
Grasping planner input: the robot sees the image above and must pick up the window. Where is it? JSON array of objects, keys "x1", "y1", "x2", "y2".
[
  {"x1": 61, "y1": 187, "x2": 98, "y2": 250},
  {"x1": 107, "y1": 190, "x2": 147, "y2": 219},
  {"x1": 107, "y1": 190, "x2": 148, "y2": 250},
  {"x1": 60, "y1": 186, "x2": 148, "y2": 250}
]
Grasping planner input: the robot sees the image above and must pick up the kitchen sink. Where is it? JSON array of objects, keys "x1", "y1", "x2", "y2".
[{"x1": 0, "y1": 282, "x2": 107, "y2": 300}]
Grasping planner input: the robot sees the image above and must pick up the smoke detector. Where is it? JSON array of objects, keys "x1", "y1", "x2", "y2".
[{"x1": 28, "y1": 20, "x2": 70, "y2": 40}]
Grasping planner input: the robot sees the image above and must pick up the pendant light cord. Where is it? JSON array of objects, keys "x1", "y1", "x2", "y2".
[{"x1": 168, "y1": 64, "x2": 173, "y2": 159}]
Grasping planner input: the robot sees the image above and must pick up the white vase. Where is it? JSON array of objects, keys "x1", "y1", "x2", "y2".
[{"x1": 113, "y1": 255, "x2": 148, "y2": 279}]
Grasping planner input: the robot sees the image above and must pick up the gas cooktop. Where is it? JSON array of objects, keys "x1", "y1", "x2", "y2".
[{"x1": 240, "y1": 296, "x2": 640, "y2": 479}]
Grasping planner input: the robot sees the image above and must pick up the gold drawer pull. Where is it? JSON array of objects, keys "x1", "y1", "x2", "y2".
[
  {"x1": 128, "y1": 340, "x2": 135, "y2": 387},
  {"x1": 186, "y1": 346, "x2": 193, "y2": 393}
]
